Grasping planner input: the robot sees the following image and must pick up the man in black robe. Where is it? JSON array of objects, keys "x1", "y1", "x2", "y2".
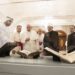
[
  {"x1": 43, "y1": 25, "x2": 60, "y2": 62},
  {"x1": 67, "y1": 26, "x2": 75, "y2": 53}
]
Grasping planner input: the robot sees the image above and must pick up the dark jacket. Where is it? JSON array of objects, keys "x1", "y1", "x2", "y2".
[
  {"x1": 67, "y1": 32, "x2": 75, "y2": 52},
  {"x1": 43, "y1": 31, "x2": 59, "y2": 51}
]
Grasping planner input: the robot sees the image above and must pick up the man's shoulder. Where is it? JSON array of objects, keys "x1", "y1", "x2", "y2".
[
  {"x1": 31, "y1": 30, "x2": 37, "y2": 34},
  {"x1": 52, "y1": 30, "x2": 58, "y2": 33},
  {"x1": 0, "y1": 23, "x2": 6, "y2": 33},
  {"x1": 50, "y1": 31, "x2": 58, "y2": 35},
  {"x1": 69, "y1": 32, "x2": 75, "y2": 36},
  {"x1": 31, "y1": 30, "x2": 36, "y2": 32},
  {"x1": 45, "y1": 32, "x2": 49, "y2": 35},
  {"x1": 70, "y1": 32, "x2": 75, "y2": 36}
]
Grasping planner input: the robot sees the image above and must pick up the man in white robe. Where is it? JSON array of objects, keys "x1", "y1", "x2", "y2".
[
  {"x1": 10, "y1": 25, "x2": 23, "y2": 57},
  {"x1": 37, "y1": 29, "x2": 44, "y2": 52},
  {"x1": 11, "y1": 25, "x2": 22, "y2": 42},
  {"x1": 0, "y1": 17, "x2": 18, "y2": 57},
  {"x1": 18, "y1": 24, "x2": 40, "y2": 58}
]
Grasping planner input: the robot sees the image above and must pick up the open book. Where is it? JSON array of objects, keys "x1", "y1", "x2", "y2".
[
  {"x1": 18, "y1": 50, "x2": 39, "y2": 58},
  {"x1": 45, "y1": 47, "x2": 75, "y2": 63}
]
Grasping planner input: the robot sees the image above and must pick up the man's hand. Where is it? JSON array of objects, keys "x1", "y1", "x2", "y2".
[
  {"x1": 12, "y1": 50, "x2": 16, "y2": 54},
  {"x1": 39, "y1": 42, "x2": 43, "y2": 45},
  {"x1": 25, "y1": 38, "x2": 30, "y2": 42}
]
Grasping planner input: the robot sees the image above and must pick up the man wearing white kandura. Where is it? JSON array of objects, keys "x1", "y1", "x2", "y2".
[{"x1": 0, "y1": 17, "x2": 18, "y2": 57}]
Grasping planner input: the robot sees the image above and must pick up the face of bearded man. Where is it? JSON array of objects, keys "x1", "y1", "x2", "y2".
[{"x1": 4, "y1": 19, "x2": 13, "y2": 27}]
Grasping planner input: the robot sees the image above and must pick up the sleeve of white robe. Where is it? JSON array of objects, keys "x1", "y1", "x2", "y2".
[
  {"x1": 10, "y1": 33, "x2": 15, "y2": 42},
  {"x1": 0, "y1": 25, "x2": 9, "y2": 48},
  {"x1": 21, "y1": 32, "x2": 27, "y2": 44}
]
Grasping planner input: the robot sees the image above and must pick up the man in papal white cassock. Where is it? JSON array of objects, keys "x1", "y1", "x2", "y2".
[{"x1": 18, "y1": 24, "x2": 40, "y2": 58}]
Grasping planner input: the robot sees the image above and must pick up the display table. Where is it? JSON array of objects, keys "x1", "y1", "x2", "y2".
[{"x1": 0, "y1": 57, "x2": 75, "y2": 75}]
